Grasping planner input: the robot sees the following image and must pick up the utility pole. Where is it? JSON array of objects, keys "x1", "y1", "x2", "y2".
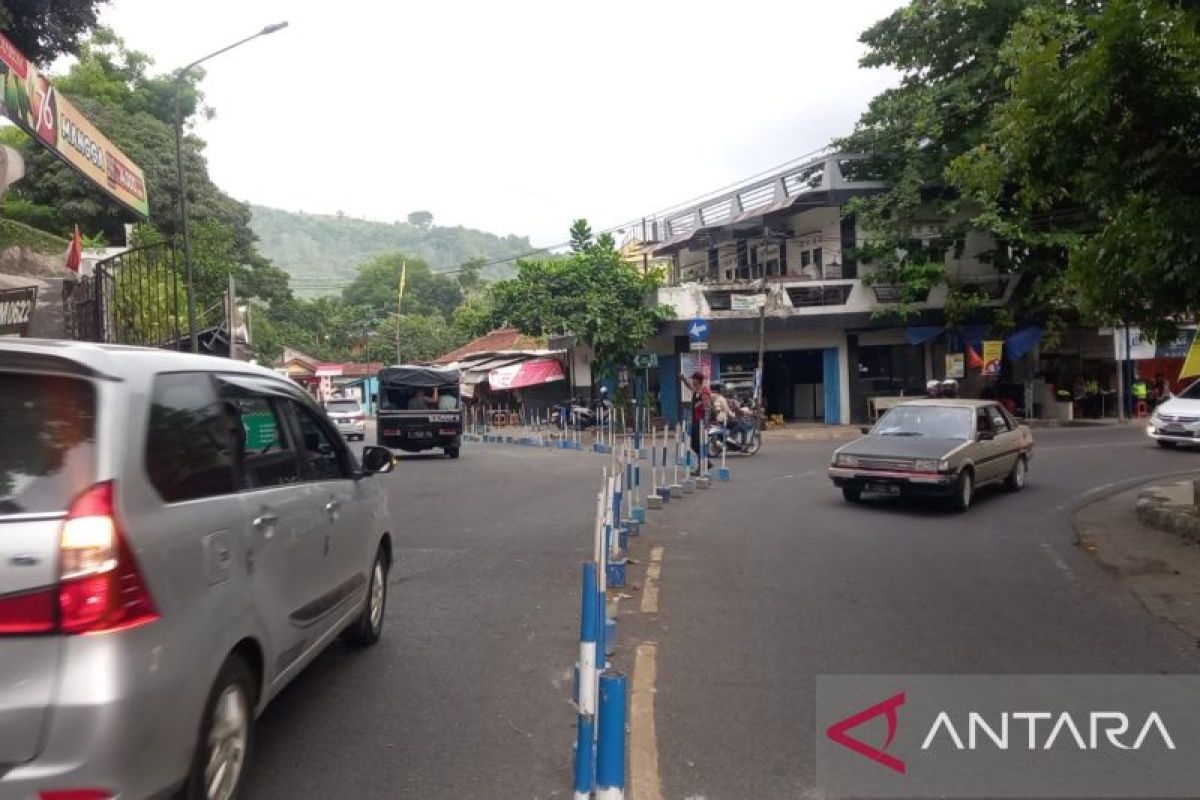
[{"x1": 755, "y1": 280, "x2": 768, "y2": 408}]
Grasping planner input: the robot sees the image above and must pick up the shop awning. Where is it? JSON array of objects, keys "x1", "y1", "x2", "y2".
[
  {"x1": 488, "y1": 358, "x2": 565, "y2": 390},
  {"x1": 459, "y1": 355, "x2": 527, "y2": 384}
]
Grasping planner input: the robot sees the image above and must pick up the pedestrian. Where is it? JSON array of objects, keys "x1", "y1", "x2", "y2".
[{"x1": 689, "y1": 371, "x2": 712, "y2": 473}]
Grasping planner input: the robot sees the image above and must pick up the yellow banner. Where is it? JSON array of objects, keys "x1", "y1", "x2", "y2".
[
  {"x1": 0, "y1": 33, "x2": 148, "y2": 217},
  {"x1": 982, "y1": 340, "x2": 1003, "y2": 376},
  {"x1": 1179, "y1": 330, "x2": 1200, "y2": 380}
]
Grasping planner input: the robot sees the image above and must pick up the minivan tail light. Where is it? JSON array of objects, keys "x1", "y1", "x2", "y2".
[{"x1": 58, "y1": 482, "x2": 159, "y2": 635}]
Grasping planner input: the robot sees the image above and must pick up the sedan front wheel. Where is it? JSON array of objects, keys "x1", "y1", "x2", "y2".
[{"x1": 953, "y1": 469, "x2": 974, "y2": 513}]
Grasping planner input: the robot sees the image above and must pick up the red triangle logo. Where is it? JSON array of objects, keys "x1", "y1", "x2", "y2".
[{"x1": 825, "y1": 692, "x2": 906, "y2": 774}]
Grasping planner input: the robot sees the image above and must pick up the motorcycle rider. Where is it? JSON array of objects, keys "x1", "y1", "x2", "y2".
[{"x1": 710, "y1": 383, "x2": 733, "y2": 436}]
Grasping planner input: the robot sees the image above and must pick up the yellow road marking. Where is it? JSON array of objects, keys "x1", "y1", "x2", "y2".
[
  {"x1": 630, "y1": 642, "x2": 663, "y2": 800},
  {"x1": 641, "y1": 546, "x2": 664, "y2": 613}
]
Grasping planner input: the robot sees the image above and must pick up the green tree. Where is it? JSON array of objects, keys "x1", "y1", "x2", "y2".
[
  {"x1": 837, "y1": 1, "x2": 1035, "y2": 324},
  {"x1": 407, "y1": 210, "x2": 433, "y2": 231},
  {"x1": 451, "y1": 291, "x2": 495, "y2": 339},
  {"x1": 0, "y1": 0, "x2": 105, "y2": 63},
  {"x1": 341, "y1": 254, "x2": 463, "y2": 320},
  {"x1": 949, "y1": 0, "x2": 1200, "y2": 342},
  {"x1": 568, "y1": 218, "x2": 593, "y2": 253},
  {"x1": 7, "y1": 30, "x2": 252, "y2": 254},
  {"x1": 488, "y1": 220, "x2": 672, "y2": 377}
]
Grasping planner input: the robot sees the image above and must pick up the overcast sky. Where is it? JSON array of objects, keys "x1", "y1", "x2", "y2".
[{"x1": 100, "y1": 0, "x2": 903, "y2": 246}]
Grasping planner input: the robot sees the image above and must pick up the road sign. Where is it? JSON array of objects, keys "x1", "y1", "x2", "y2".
[
  {"x1": 688, "y1": 319, "x2": 709, "y2": 351},
  {"x1": 633, "y1": 352, "x2": 658, "y2": 369}
]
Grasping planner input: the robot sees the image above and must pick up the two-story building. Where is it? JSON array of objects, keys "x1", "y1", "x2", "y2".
[{"x1": 639, "y1": 152, "x2": 1019, "y2": 425}]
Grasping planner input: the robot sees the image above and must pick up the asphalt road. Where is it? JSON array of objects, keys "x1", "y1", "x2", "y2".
[{"x1": 241, "y1": 425, "x2": 1200, "y2": 800}]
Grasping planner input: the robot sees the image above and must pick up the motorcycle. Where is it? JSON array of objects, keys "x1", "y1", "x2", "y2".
[
  {"x1": 551, "y1": 397, "x2": 598, "y2": 429},
  {"x1": 707, "y1": 409, "x2": 762, "y2": 457}
]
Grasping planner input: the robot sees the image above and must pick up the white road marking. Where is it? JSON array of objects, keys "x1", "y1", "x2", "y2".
[
  {"x1": 631, "y1": 642, "x2": 664, "y2": 800},
  {"x1": 765, "y1": 470, "x2": 818, "y2": 482},
  {"x1": 642, "y1": 546, "x2": 664, "y2": 613}
]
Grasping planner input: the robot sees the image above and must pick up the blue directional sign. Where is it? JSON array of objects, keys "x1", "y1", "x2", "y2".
[{"x1": 688, "y1": 318, "x2": 709, "y2": 351}]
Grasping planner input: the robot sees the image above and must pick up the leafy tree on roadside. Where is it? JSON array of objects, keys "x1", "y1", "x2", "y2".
[
  {"x1": 949, "y1": 0, "x2": 1200, "y2": 343},
  {"x1": 488, "y1": 220, "x2": 672, "y2": 378}
]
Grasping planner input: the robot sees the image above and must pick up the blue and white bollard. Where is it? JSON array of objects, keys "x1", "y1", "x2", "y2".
[
  {"x1": 574, "y1": 562, "x2": 599, "y2": 798},
  {"x1": 718, "y1": 430, "x2": 731, "y2": 481},
  {"x1": 596, "y1": 671, "x2": 628, "y2": 800},
  {"x1": 632, "y1": 464, "x2": 647, "y2": 523}
]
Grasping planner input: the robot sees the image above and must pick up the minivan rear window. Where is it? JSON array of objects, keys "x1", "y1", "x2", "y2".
[{"x1": 0, "y1": 372, "x2": 97, "y2": 515}]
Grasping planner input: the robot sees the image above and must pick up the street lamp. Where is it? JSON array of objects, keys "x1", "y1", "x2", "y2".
[{"x1": 173, "y1": 22, "x2": 288, "y2": 353}]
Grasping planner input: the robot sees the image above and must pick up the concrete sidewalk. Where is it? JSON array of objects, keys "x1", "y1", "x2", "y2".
[{"x1": 1074, "y1": 476, "x2": 1200, "y2": 641}]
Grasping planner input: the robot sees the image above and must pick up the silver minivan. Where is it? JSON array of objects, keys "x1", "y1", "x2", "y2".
[{"x1": 0, "y1": 340, "x2": 396, "y2": 800}]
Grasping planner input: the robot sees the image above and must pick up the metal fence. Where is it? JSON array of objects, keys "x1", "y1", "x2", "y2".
[{"x1": 65, "y1": 241, "x2": 183, "y2": 347}]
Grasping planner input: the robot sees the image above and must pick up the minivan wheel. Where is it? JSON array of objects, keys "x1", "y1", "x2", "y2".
[
  {"x1": 842, "y1": 487, "x2": 862, "y2": 503},
  {"x1": 344, "y1": 546, "x2": 388, "y2": 647},
  {"x1": 182, "y1": 655, "x2": 254, "y2": 800}
]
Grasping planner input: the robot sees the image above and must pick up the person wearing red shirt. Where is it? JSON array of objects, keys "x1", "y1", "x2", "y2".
[{"x1": 689, "y1": 371, "x2": 712, "y2": 472}]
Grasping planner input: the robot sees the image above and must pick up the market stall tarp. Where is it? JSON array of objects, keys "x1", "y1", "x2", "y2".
[
  {"x1": 378, "y1": 365, "x2": 461, "y2": 388},
  {"x1": 487, "y1": 358, "x2": 565, "y2": 390}
]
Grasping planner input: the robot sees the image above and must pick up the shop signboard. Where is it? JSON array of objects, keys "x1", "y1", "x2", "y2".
[{"x1": 982, "y1": 341, "x2": 1003, "y2": 376}]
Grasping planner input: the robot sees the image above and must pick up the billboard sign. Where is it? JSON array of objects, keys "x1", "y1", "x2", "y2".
[
  {"x1": 982, "y1": 341, "x2": 1003, "y2": 376},
  {"x1": 0, "y1": 33, "x2": 148, "y2": 217}
]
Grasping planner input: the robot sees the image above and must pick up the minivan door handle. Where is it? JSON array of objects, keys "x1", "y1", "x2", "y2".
[
  {"x1": 324, "y1": 500, "x2": 341, "y2": 520},
  {"x1": 252, "y1": 513, "x2": 279, "y2": 538}
]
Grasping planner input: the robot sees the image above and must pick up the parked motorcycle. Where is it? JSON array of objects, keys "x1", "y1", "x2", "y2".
[
  {"x1": 707, "y1": 409, "x2": 762, "y2": 457},
  {"x1": 551, "y1": 397, "x2": 597, "y2": 429}
]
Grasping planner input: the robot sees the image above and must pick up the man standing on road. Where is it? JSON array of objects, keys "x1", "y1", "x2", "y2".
[{"x1": 690, "y1": 370, "x2": 712, "y2": 472}]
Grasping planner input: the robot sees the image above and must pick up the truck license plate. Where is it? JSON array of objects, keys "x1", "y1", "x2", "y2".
[{"x1": 867, "y1": 482, "x2": 900, "y2": 495}]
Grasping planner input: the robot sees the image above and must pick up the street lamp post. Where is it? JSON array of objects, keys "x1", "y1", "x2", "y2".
[{"x1": 173, "y1": 22, "x2": 288, "y2": 353}]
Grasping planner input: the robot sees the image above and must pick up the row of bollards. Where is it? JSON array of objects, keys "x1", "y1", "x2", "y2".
[{"x1": 571, "y1": 421, "x2": 732, "y2": 798}]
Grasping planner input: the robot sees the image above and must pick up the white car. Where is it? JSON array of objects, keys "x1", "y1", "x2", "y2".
[
  {"x1": 325, "y1": 398, "x2": 367, "y2": 441},
  {"x1": 1148, "y1": 381, "x2": 1200, "y2": 447}
]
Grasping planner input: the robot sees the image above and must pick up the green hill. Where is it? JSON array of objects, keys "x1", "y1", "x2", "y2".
[{"x1": 248, "y1": 205, "x2": 534, "y2": 297}]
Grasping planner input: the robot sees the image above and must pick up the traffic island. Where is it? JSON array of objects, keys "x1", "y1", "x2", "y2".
[
  {"x1": 1136, "y1": 480, "x2": 1200, "y2": 543},
  {"x1": 1074, "y1": 474, "x2": 1200, "y2": 642}
]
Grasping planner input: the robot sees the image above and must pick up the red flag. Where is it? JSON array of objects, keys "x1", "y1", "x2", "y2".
[
  {"x1": 64, "y1": 225, "x2": 82, "y2": 272},
  {"x1": 965, "y1": 344, "x2": 983, "y2": 369}
]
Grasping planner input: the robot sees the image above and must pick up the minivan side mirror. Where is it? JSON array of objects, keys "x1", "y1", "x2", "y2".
[
  {"x1": 977, "y1": 430, "x2": 995, "y2": 441},
  {"x1": 860, "y1": 426, "x2": 872, "y2": 435},
  {"x1": 360, "y1": 446, "x2": 394, "y2": 476}
]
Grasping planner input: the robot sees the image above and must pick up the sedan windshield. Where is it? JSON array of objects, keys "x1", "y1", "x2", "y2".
[{"x1": 873, "y1": 405, "x2": 972, "y2": 439}]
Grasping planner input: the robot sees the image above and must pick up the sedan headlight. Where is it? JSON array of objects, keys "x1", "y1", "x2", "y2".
[
  {"x1": 913, "y1": 459, "x2": 941, "y2": 472},
  {"x1": 835, "y1": 453, "x2": 859, "y2": 467}
]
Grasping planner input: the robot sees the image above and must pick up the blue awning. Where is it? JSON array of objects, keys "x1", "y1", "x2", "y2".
[
  {"x1": 905, "y1": 326, "x2": 944, "y2": 346},
  {"x1": 1004, "y1": 326, "x2": 1043, "y2": 360}
]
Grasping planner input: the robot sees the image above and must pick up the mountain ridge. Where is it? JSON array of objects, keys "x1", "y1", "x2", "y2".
[{"x1": 248, "y1": 204, "x2": 533, "y2": 296}]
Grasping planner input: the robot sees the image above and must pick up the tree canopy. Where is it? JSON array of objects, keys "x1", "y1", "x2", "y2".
[
  {"x1": 488, "y1": 220, "x2": 671, "y2": 375},
  {"x1": 0, "y1": 0, "x2": 105, "y2": 63},
  {"x1": 844, "y1": 0, "x2": 1200, "y2": 342}
]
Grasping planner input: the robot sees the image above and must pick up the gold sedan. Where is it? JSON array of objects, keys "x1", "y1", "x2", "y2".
[{"x1": 828, "y1": 399, "x2": 1034, "y2": 512}]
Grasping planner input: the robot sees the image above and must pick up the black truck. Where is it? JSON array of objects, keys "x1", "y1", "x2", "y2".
[{"x1": 376, "y1": 365, "x2": 463, "y2": 458}]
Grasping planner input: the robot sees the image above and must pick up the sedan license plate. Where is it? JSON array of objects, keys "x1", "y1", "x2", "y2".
[
  {"x1": 1163, "y1": 425, "x2": 1187, "y2": 435},
  {"x1": 866, "y1": 482, "x2": 900, "y2": 495}
]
